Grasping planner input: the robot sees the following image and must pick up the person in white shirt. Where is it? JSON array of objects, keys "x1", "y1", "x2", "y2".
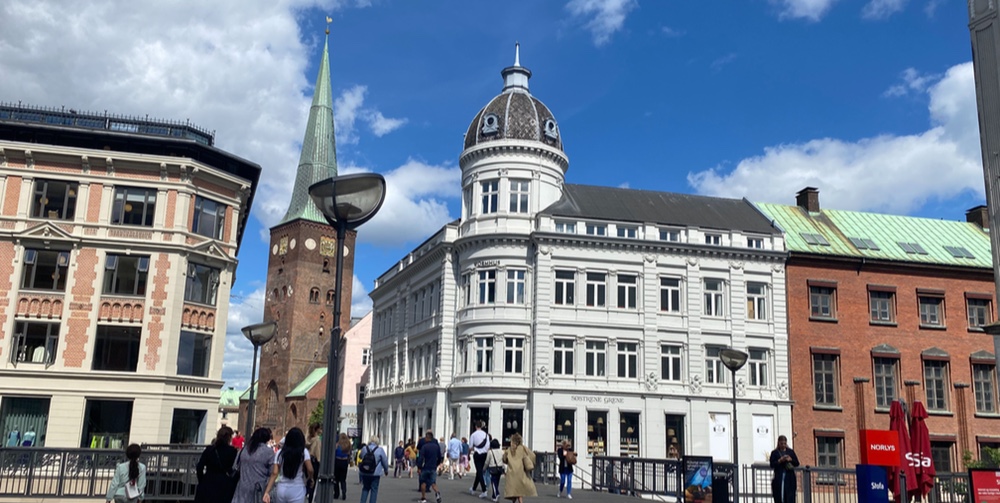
[
  {"x1": 105, "y1": 443, "x2": 145, "y2": 503},
  {"x1": 263, "y1": 427, "x2": 314, "y2": 503},
  {"x1": 447, "y1": 434, "x2": 463, "y2": 480},
  {"x1": 469, "y1": 421, "x2": 491, "y2": 497}
]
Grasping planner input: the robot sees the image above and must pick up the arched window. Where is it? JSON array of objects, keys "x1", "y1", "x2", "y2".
[
  {"x1": 309, "y1": 288, "x2": 320, "y2": 304},
  {"x1": 326, "y1": 290, "x2": 335, "y2": 306},
  {"x1": 266, "y1": 381, "x2": 279, "y2": 424},
  {"x1": 290, "y1": 404, "x2": 298, "y2": 421}
]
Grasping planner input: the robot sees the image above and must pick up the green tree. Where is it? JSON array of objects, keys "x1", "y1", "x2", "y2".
[
  {"x1": 964, "y1": 447, "x2": 1000, "y2": 469},
  {"x1": 309, "y1": 401, "x2": 324, "y2": 429}
]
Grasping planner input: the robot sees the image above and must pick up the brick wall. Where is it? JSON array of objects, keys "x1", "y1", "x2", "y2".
[
  {"x1": 2, "y1": 176, "x2": 22, "y2": 216},
  {"x1": 144, "y1": 253, "x2": 171, "y2": 371},
  {"x1": 63, "y1": 248, "x2": 98, "y2": 368},
  {"x1": 0, "y1": 241, "x2": 16, "y2": 358}
]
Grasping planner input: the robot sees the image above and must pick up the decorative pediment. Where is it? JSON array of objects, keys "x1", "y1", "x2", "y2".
[
  {"x1": 16, "y1": 221, "x2": 80, "y2": 245},
  {"x1": 970, "y1": 350, "x2": 996, "y2": 363},
  {"x1": 190, "y1": 240, "x2": 235, "y2": 264},
  {"x1": 871, "y1": 343, "x2": 900, "y2": 355},
  {"x1": 921, "y1": 347, "x2": 949, "y2": 358}
]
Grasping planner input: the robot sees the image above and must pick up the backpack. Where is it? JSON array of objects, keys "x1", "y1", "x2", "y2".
[{"x1": 358, "y1": 445, "x2": 378, "y2": 474}]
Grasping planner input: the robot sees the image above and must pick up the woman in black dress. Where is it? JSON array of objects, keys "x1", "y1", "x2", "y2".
[
  {"x1": 769, "y1": 435, "x2": 800, "y2": 503},
  {"x1": 194, "y1": 426, "x2": 239, "y2": 503}
]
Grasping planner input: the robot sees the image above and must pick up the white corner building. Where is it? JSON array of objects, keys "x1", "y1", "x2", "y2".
[{"x1": 364, "y1": 47, "x2": 792, "y2": 468}]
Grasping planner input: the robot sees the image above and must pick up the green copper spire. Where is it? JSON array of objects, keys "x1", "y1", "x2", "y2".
[{"x1": 280, "y1": 32, "x2": 338, "y2": 225}]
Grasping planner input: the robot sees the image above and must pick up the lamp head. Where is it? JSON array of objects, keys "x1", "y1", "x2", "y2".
[
  {"x1": 242, "y1": 321, "x2": 277, "y2": 346},
  {"x1": 720, "y1": 348, "x2": 749, "y2": 372},
  {"x1": 308, "y1": 173, "x2": 386, "y2": 230}
]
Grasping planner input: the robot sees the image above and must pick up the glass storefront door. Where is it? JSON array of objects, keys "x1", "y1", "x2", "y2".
[{"x1": 501, "y1": 408, "x2": 523, "y2": 447}]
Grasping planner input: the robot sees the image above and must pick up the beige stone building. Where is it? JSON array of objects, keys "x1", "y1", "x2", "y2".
[{"x1": 0, "y1": 104, "x2": 259, "y2": 448}]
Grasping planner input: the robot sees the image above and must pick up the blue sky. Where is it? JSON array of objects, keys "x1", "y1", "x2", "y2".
[{"x1": 0, "y1": 0, "x2": 987, "y2": 390}]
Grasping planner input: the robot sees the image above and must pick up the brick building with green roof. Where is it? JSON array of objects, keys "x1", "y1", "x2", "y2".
[{"x1": 755, "y1": 187, "x2": 1000, "y2": 471}]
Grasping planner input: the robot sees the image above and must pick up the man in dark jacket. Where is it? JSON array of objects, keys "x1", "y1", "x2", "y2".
[{"x1": 418, "y1": 430, "x2": 443, "y2": 503}]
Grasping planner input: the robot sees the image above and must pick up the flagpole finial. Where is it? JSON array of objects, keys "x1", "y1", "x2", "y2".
[
  {"x1": 514, "y1": 41, "x2": 520, "y2": 67},
  {"x1": 325, "y1": 16, "x2": 332, "y2": 35}
]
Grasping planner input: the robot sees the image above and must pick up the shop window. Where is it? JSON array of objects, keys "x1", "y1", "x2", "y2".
[
  {"x1": 177, "y1": 330, "x2": 211, "y2": 377},
  {"x1": 192, "y1": 196, "x2": 226, "y2": 239},
  {"x1": 555, "y1": 409, "x2": 575, "y2": 450},
  {"x1": 31, "y1": 179, "x2": 78, "y2": 220},
  {"x1": 1, "y1": 397, "x2": 50, "y2": 447},
  {"x1": 620, "y1": 412, "x2": 640, "y2": 456},
  {"x1": 81, "y1": 399, "x2": 132, "y2": 448},
  {"x1": 11, "y1": 321, "x2": 59, "y2": 365},
  {"x1": 92, "y1": 326, "x2": 141, "y2": 372},
  {"x1": 184, "y1": 263, "x2": 220, "y2": 305},
  {"x1": 665, "y1": 414, "x2": 685, "y2": 458},
  {"x1": 103, "y1": 255, "x2": 150, "y2": 296},
  {"x1": 470, "y1": 407, "x2": 490, "y2": 435},
  {"x1": 502, "y1": 409, "x2": 523, "y2": 447},
  {"x1": 111, "y1": 187, "x2": 156, "y2": 226},
  {"x1": 21, "y1": 249, "x2": 70, "y2": 291},
  {"x1": 587, "y1": 411, "x2": 607, "y2": 456},
  {"x1": 170, "y1": 409, "x2": 206, "y2": 445}
]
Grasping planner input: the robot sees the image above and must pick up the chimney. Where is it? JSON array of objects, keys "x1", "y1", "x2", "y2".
[
  {"x1": 966, "y1": 205, "x2": 989, "y2": 229},
  {"x1": 796, "y1": 187, "x2": 820, "y2": 213}
]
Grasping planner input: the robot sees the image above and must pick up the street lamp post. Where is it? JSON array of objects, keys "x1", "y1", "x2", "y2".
[
  {"x1": 309, "y1": 173, "x2": 386, "y2": 503},
  {"x1": 241, "y1": 321, "x2": 277, "y2": 436},
  {"x1": 720, "y1": 348, "x2": 749, "y2": 503}
]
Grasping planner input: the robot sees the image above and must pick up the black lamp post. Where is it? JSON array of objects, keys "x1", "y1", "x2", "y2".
[
  {"x1": 720, "y1": 347, "x2": 749, "y2": 503},
  {"x1": 309, "y1": 173, "x2": 386, "y2": 503},
  {"x1": 241, "y1": 321, "x2": 277, "y2": 436}
]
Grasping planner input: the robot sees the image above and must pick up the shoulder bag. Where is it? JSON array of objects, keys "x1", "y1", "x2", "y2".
[
  {"x1": 488, "y1": 450, "x2": 505, "y2": 477},
  {"x1": 521, "y1": 445, "x2": 535, "y2": 472}
]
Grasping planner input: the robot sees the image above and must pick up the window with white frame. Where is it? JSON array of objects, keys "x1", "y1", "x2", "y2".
[
  {"x1": 585, "y1": 340, "x2": 606, "y2": 377},
  {"x1": 705, "y1": 233, "x2": 722, "y2": 245},
  {"x1": 362, "y1": 348, "x2": 371, "y2": 366},
  {"x1": 586, "y1": 223, "x2": 607, "y2": 236},
  {"x1": 813, "y1": 353, "x2": 839, "y2": 406},
  {"x1": 481, "y1": 180, "x2": 499, "y2": 214},
  {"x1": 462, "y1": 273, "x2": 471, "y2": 307},
  {"x1": 617, "y1": 226, "x2": 638, "y2": 238},
  {"x1": 874, "y1": 357, "x2": 898, "y2": 409},
  {"x1": 21, "y1": 249, "x2": 70, "y2": 291},
  {"x1": 554, "y1": 338, "x2": 574, "y2": 375},
  {"x1": 924, "y1": 359, "x2": 950, "y2": 411},
  {"x1": 748, "y1": 348, "x2": 769, "y2": 386},
  {"x1": 415, "y1": 348, "x2": 423, "y2": 380},
  {"x1": 968, "y1": 298, "x2": 992, "y2": 329},
  {"x1": 192, "y1": 196, "x2": 226, "y2": 240},
  {"x1": 746, "y1": 282, "x2": 767, "y2": 320},
  {"x1": 504, "y1": 337, "x2": 524, "y2": 373},
  {"x1": 554, "y1": 270, "x2": 575, "y2": 305},
  {"x1": 32, "y1": 179, "x2": 78, "y2": 220},
  {"x1": 659, "y1": 228, "x2": 681, "y2": 242},
  {"x1": 747, "y1": 237, "x2": 764, "y2": 249},
  {"x1": 586, "y1": 272, "x2": 607, "y2": 307},
  {"x1": 555, "y1": 221, "x2": 576, "y2": 233},
  {"x1": 617, "y1": 342, "x2": 638, "y2": 378},
  {"x1": 509, "y1": 179, "x2": 529, "y2": 213},
  {"x1": 478, "y1": 269, "x2": 496, "y2": 304},
  {"x1": 475, "y1": 337, "x2": 494, "y2": 372},
  {"x1": 973, "y1": 363, "x2": 997, "y2": 414},
  {"x1": 11, "y1": 321, "x2": 59, "y2": 365},
  {"x1": 506, "y1": 269, "x2": 525, "y2": 304},
  {"x1": 661, "y1": 345, "x2": 682, "y2": 381},
  {"x1": 919, "y1": 295, "x2": 944, "y2": 327},
  {"x1": 704, "y1": 279, "x2": 724, "y2": 317},
  {"x1": 184, "y1": 263, "x2": 220, "y2": 306},
  {"x1": 111, "y1": 186, "x2": 157, "y2": 227},
  {"x1": 617, "y1": 274, "x2": 637, "y2": 309},
  {"x1": 458, "y1": 340, "x2": 467, "y2": 373},
  {"x1": 705, "y1": 346, "x2": 726, "y2": 384},
  {"x1": 660, "y1": 277, "x2": 681, "y2": 312}
]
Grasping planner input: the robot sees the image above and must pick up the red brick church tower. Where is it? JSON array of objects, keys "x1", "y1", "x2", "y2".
[{"x1": 254, "y1": 32, "x2": 355, "y2": 435}]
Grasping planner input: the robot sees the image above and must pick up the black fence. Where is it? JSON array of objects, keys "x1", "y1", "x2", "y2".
[{"x1": 0, "y1": 447, "x2": 201, "y2": 500}]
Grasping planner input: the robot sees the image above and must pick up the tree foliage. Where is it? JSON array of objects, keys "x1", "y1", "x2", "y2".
[
  {"x1": 309, "y1": 401, "x2": 324, "y2": 428},
  {"x1": 964, "y1": 447, "x2": 1000, "y2": 469}
]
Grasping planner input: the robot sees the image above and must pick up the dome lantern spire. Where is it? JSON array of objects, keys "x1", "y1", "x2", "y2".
[{"x1": 501, "y1": 42, "x2": 531, "y2": 93}]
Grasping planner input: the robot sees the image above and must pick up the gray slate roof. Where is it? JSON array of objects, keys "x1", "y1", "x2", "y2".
[{"x1": 540, "y1": 184, "x2": 780, "y2": 234}]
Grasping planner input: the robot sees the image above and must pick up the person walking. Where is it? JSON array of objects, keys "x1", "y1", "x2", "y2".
[
  {"x1": 306, "y1": 424, "x2": 322, "y2": 503},
  {"x1": 502, "y1": 433, "x2": 537, "y2": 503},
  {"x1": 105, "y1": 443, "x2": 146, "y2": 503},
  {"x1": 418, "y1": 430, "x2": 443, "y2": 503},
  {"x1": 194, "y1": 426, "x2": 239, "y2": 503},
  {"x1": 233, "y1": 430, "x2": 246, "y2": 449},
  {"x1": 358, "y1": 435, "x2": 390, "y2": 503},
  {"x1": 405, "y1": 440, "x2": 417, "y2": 478},
  {"x1": 333, "y1": 432, "x2": 352, "y2": 500},
  {"x1": 233, "y1": 428, "x2": 275, "y2": 503},
  {"x1": 469, "y1": 421, "x2": 491, "y2": 497},
  {"x1": 556, "y1": 439, "x2": 576, "y2": 499},
  {"x1": 393, "y1": 441, "x2": 406, "y2": 478},
  {"x1": 769, "y1": 435, "x2": 800, "y2": 503},
  {"x1": 263, "y1": 427, "x2": 315, "y2": 503},
  {"x1": 460, "y1": 437, "x2": 471, "y2": 476},
  {"x1": 447, "y1": 433, "x2": 463, "y2": 480},
  {"x1": 484, "y1": 438, "x2": 505, "y2": 503}
]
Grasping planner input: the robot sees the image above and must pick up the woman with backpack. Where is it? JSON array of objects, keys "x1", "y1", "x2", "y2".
[
  {"x1": 105, "y1": 443, "x2": 145, "y2": 503},
  {"x1": 484, "y1": 438, "x2": 505, "y2": 503},
  {"x1": 194, "y1": 426, "x2": 239, "y2": 503},
  {"x1": 263, "y1": 427, "x2": 314, "y2": 503},
  {"x1": 556, "y1": 439, "x2": 577, "y2": 499},
  {"x1": 358, "y1": 435, "x2": 390, "y2": 503},
  {"x1": 233, "y1": 428, "x2": 275, "y2": 503},
  {"x1": 502, "y1": 433, "x2": 537, "y2": 503}
]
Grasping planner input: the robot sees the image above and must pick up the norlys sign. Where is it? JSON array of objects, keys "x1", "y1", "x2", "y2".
[{"x1": 859, "y1": 430, "x2": 901, "y2": 467}]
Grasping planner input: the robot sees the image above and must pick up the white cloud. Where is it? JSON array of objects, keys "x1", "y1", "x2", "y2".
[
  {"x1": 862, "y1": 0, "x2": 908, "y2": 20},
  {"x1": 221, "y1": 286, "x2": 267, "y2": 391},
  {"x1": 566, "y1": 0, "x2": 638, "y2": 46},
  {"x1": 884, "y1": 68, "x2": 941, "y2": 97},
  {"x1": 688, "y1": 62, "x2": 983, "y2": 215},
  {"x1": 770, "y1": 0, "x2": 838, "y2": 21},
  {"x1": 662, "y1": 26, "x2": 686, "y2": 38},
  {"x1": 366, "y1": 111, "x2": 408, "y2": 137},
  {"x1": 711, "y1": 53, "x2": 739, "y2": 72},
  {"x1": 333, "y1": 85, "x2": 408, "y2": 144},
  {"x1": 352, "y1": 275, "x2": 373, "y2": 316},
  {"x1": 925, "y1": 0, "x2": 944, "y2": 17}
]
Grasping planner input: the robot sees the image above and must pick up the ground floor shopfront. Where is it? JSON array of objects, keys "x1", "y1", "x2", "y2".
[
  {"x1": 363, "y1": 386, "x2": 792, "y2": 467},
  {"x1": 0, "y1": 371, "x2": 221, "y2": 448}
]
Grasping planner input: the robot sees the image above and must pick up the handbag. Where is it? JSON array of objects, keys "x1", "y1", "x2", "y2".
[
  {"x1": 487, "y1": 451, "x2": 505, "y2": 477},
  {"x1": 217, "y1": 447, "x2": 241, "y2": 483},
  {"x1": 521, "y1": 446, "x2": 535, "y2": 472}
]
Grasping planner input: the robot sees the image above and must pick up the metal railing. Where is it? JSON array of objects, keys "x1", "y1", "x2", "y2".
[{"x1": 0, "y1": 447, "x2": 202, "y2": 500}]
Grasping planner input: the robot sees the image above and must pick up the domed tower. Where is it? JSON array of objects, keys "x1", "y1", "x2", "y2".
[{"x1": 459, "y1": 44, "x2": 569, "y2": 236}]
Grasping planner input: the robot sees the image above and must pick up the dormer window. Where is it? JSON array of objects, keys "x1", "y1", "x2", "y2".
[
  {"x1": 481, "y1": 113, "x2": 500, "y2": 135},
  {"x1": 544, "y1": 119, "x2": 559, "y2": 139},
  {"x1": 586, "y1": 224, "x2": 607, "y2": 236},
  {"x1": 555, "y1": 221, "x2": 576, "y2": 234},
  {"x1": 705, "y1": 233, "x2": 722, "y2": 246},
  {"x1": 616, "y1": 226, "x2": 638, "y2": 239}
]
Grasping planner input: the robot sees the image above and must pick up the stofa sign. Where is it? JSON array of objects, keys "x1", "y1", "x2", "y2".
[
  {"x1": 860, "y1": 430, "x2": 901, "y2": 467},
  {"x1": 856, "y1": 465, "x2": 890, "y2": 503}
]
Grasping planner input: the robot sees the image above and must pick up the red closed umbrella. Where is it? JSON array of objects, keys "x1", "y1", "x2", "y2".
[
  {"x1": 887, "y1": 400, "x2": 916, "y2": 502},
  {"x1": 909, "y1": 401, "x2": 935, "y2": 500}
]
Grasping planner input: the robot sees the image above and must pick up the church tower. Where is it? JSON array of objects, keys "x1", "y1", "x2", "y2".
[{"x1": 255, "y1": 30, "x2": 356, "y2": 435}]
